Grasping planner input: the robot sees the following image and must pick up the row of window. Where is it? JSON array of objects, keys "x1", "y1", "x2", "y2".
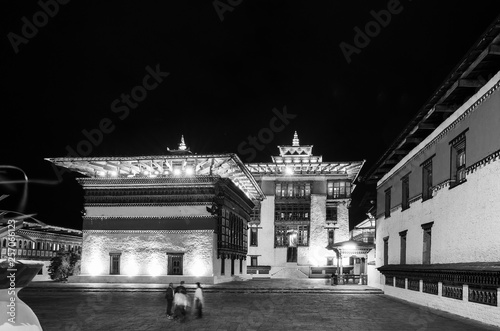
[
  {"x1": 275, "y1": 225, "x2": 309, "y2": 246},
  {"x1": 219, "y1": 209, "x2": 247, "y2": 251},
  {"x1": 249, "y1": 226, "x2": 337, "y2": 248},
  {"x1": 1, "y1": 239, "x2": 81, "y2": 252},
  {"x1": 275, "y1": 182, "x2": 311, "y2": 198},
  {"x1": 275, "y1": 204, "x2": 310, "y2": 221},
  {"x1": 273, "y1": 181, "x2": 352, "y2": 199},
  {"x1": 384, "y1": 133, "x2": 466, "y2": 217},
  {"x1": 252, "y1": 204, "x2": 337, "y2": 223},
  {"x1": 383, "y1": 222, "x2": 433, "y2": 266},
  {"x1": 327, "y1": 181, "x2": 351, "y2": 199}
]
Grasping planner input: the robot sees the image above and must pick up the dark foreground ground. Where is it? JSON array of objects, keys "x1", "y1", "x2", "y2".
[{"x1": 19, "y1": 289, "x2": 500, "y2": 331}]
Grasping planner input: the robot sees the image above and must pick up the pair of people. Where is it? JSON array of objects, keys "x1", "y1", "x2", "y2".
[{"x1": 165, "y1": 281, "x2": 204, "y2": 321}]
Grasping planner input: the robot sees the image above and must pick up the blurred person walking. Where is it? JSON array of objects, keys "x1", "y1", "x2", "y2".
[
  {"x1": 165, "y1": 283, "x2": 175, "y2": 319},
  {"x1": 193, "y1": 282, "x2": 204, "y2": 318}
]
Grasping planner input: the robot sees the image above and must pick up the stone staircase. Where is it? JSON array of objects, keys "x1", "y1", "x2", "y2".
[{"x1": 271, "y1": 265, "x2": 309, "y2": 279}]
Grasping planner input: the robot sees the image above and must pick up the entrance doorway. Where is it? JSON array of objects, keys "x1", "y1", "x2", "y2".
[
  {"x1": 287, "y1": 247, "x2": 297, "y2": 262},
  {"x1": 287, "y1": 230, "x2": 298, "y2": 262}
]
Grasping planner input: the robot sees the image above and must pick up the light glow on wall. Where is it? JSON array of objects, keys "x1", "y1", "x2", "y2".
[
  {"x1": 148, "y1": 264, "x2": 162, "y2": 277},
  {"x1": 123, "y1": 256, "x2": 139, "y2": 276},
  {"x1": 190, "y1": 259, "x2": 207, "y2": 277},
  {"x1": 148, "y1": 256, "x2": 163, "y2": 276},
  {"x1": 88, "y1": 259, "x2": 104, "y2": 276},
  {"x1": 308, "y1": 246, "x2": 328, "y2": 266}
]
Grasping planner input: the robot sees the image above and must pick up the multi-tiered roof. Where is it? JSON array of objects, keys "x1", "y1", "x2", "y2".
[
  {"x1": 46, "y1": 137, "x2": 264, "y2": 201},
  {"x1": 246, "y1": 132, "x2": 364, "y2": 182}
]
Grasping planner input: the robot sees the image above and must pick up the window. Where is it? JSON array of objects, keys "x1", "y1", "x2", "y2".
[
  {"x1": 231, "y1": 258, "x2": 235, "y2": 276},
  {"x1": 239, "y1": 259, "x2": 243, "y2": 273},
  {"x1": 250, "y1": 201, "x2": 261, "y2": 223},
  {"x1": 383, "y1": 237, "x2": 389, "y2": 266},
  {"x1": 328, "y1": 229, "x2": 335, "y2": 245},
  {"x1": 326, "y1": 206, "x2": 337, "y2": 222},
  {"x1": 327, "y1": 181, "x2": 351, "y2": 199},
  {"x1": 221, "y1": 257, "x2": 225, "y2": 275},
  {"x1": 399, "y1": 231, "x2": 407, "y2": 264},
  {"x1": 109, "y1": 253, "x2": 121, "y2": 275},
  {"x1": 250, "y1": 256, "x2": 258, "y2": 266},
  {"x1": 450, "y1": 132, "x2": 467, "y2": 187},
  {"x1": 274, "y1": 204, "x2": 310, "y2": 221},
  {"x1": 167, "y1": 253, "x2": 183, "y2": 275},
  {"x1": 422, "y1": 158, "x2": 433, "y2": 201},
  {"x1": 250, "y1": 227, "x2": 258, "y2": 246},
  {"x1": 275, "y1": 225, "x2": 287, "y2": 246},
  {"x1": 451, "y1": 136, "x2": 465, "y2": 187},
  {"x1": 275, "y1": 182, "x2": 311, "y2": 198},
  {"x1": 401, "y1": 175, "x2": 410, "y2": 210},
  {"x1": 219, "y1": 210, "x2": 247, "y2": 252},
  {"x1": 298, "y1": 225, "x2": 308, "y2": 246},
  {"x1": 275, "y1": 225, "x2": 309, "y2": 247},
  {"x1": 384, "y1": 188, "x2": 391, "y2": 218},
  {"x1": 422, "y1": 223, "x2": 433, "y2": 264}
]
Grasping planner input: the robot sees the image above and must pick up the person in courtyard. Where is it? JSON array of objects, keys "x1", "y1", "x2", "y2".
[
  {"x1": 176, "y1": 280, "x2": 187, "y2": 294},
  {"x1": 193, "y1": 282, "x2": 204, "y2": 318},
  {"x1": 173, "y1": 289, "x2": 189, "y2": 322},
  {"x1": 165, "y1": 283, "x2": 175, "y2": 319}
]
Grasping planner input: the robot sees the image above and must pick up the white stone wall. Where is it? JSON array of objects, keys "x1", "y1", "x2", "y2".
[
  {"x1": 247, "y1": 195, "x2": 275, "y2": 266},
  {"x1": 376, "y1": 159, "x2": 500, "y2": 267},
  {"x1": 383, "y1": 284, "x2": 500, "y2": 328},
  {"x1": 366, "y1": 249, "x2": 379, "y2": 288},
  {"x1": 306, "y1": 194, "x2": 329, "y2": 266},
  {"x1": 335, "y1": 202, "x2": 350, "y2": 243},
  {"x1": 80, "y1": 230, "x2": 214, "y2": 277}
]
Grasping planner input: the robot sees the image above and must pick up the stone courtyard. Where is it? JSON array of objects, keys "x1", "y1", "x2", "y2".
[{"x1": 18, "y1": 280, "x2": 500, "y2": 331}]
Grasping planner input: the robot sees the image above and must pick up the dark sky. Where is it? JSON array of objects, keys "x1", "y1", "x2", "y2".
[{"x1": 2, "y1": 1, "x2": 500, "y2": 229}]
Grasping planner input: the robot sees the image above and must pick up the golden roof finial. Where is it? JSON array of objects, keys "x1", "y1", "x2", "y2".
[
  {"x1": 292, "y1": 131, "x2": 299, "y2": 147},
  {"x1": 179, "y1": 135, "x2": 187, "y2": 151}
]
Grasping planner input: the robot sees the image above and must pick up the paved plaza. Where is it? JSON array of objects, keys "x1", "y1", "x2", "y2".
[{"x1": 18, "y1": 280, "x2": 500, "y2": 331}]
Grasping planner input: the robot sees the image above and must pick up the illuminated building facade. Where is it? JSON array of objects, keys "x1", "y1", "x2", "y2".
[
  {"x1": 47, "y1": 141, "x2": 264, "y2": 284},
  {"x1": 366, "y1": 19, "x2": 500, "y2": 327},
  {"x1": 245, "y1": 132, "x2": 364, "y2": 278}
]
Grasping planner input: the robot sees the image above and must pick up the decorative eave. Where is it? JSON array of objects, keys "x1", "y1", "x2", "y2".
[
  {"x1": 365, "y1": 17, "x2": 500, "y2": 184},
  {"x1": 326, "y1": 239, "x2": 375, "y2": 255},
  {"x1": 245, "y1": 160, "x2": 365, "y2": 182},
  {"x1": 45, "y1": 153, "x2": 265, "y2": 201}
]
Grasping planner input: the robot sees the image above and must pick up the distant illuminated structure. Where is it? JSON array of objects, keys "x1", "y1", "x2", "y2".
[
  {"x1": 46, "y1": 137, "x2": 264, "y2": 283},
  {"x1": 245, "y1": 132, "x2": 365, "y2": 278},
  {"x1": 0, "y1": 220, "x2": 82, "y2": 281}
]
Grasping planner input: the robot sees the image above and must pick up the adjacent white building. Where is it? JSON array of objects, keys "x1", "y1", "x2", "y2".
[{"x1": 366, "y1": 18, "x2": 500, "y2": 327}]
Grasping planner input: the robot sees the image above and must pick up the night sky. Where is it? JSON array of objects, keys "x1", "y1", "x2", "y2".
[{"x1": 2, "y1": 1, "x2": 500, "y2": 229}]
